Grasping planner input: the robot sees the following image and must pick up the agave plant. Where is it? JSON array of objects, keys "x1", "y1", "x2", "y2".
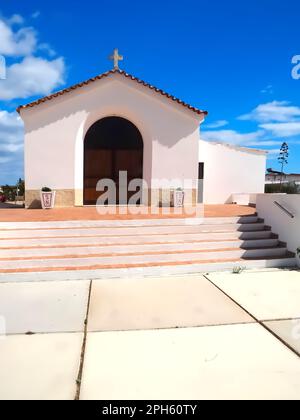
[{"x1": 232, "y1": 266, "x2": 246, "y2": 274}]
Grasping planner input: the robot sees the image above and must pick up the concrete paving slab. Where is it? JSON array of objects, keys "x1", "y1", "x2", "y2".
[
  {"x1": 0, "y1": 280, "x2": 89, "y2": 334},
  {"x1": 206, "y1": 270, "x2": 300, "y2": 320},
  {"x1": 80, "y1": 324, "x2": 300, "y2": 400},
  {"x1": 0, "y1": 333, "x2": 83, "y2": 400},
  {"x1": 264, "y1": 319, "x2": 300, "y2": 355},
  {"x1": 88, "y1": 276, "x2": 253, "y2": 332}
]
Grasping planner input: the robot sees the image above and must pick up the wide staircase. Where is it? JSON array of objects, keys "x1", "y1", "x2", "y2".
[{"x1": 0, "y1": 214, "x2": 295, "y2": 277}]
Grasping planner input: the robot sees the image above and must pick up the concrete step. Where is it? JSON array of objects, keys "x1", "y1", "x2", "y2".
[
  {"x1": 240, "y1": 238, "x2": 279, "y2": 248},
  {"x1": 237, "y1": 230, "x2": 274, "y2": 240},
  {"x1": 0, "y1": 255, "x2": 296, "y2": 280},
  {"x1": 0, "y1": 215, "x2": 259, "y2": 230},
  {"x1": 0, "y1": 238, "x2": 281, "y2": 260},
  {"x1": 0, "y1": 246, "x2": 292, "y2": 272},
  {"x1": 241, "y1": 246, "x2": 289, "y2": 259},
  {"x1": 0, "y1": 230, "x2": 277, "y2": 249},
  {"x1": 0, "y1": 223, "x2": 268, "y2": 240},
  {"x1": 0, "y1": 231, "x2": 277, "y2": 249},
  {"x1": 0, "y1": 216, "x2": 294, "y2": 275}
]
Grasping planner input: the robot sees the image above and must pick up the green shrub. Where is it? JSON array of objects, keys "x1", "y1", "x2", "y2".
[
  {"x1": 1, "y1": 185, "x2": 16, "y2": 201},
  {"x1": 265, "y1": 182, "x2": 299, "y2": 194},
  {"x1": 17, "y1": 178, "x2": 25, "y2": 196},
  {"x1": 232, "y1": 266, "x2": 246, "y2": 274}
]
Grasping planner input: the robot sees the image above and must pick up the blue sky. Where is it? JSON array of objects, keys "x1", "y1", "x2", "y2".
[{"x1": 0, "y1": 0, "x2": 300, "y2": 184}]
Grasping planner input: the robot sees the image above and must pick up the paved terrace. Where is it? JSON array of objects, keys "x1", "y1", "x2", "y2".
[
  {"x1": 0, "y1": 270, "x2": 299, "y2": 399},
  {"x1": 0, "y1": 204, "x2": 256, "y2": 222}
]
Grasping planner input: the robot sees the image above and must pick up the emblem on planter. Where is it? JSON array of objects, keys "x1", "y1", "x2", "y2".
[
  {"x1": 40, "y1": 187, "x2": 56, "y2": 209},
  {"x1": 174, "y1": 188, "x2": 185, "y2": 207}
]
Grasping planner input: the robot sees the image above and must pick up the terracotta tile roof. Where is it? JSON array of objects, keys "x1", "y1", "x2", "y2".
[{"x1": 16, "y1": 69, "x2": 208, "y2": 116}]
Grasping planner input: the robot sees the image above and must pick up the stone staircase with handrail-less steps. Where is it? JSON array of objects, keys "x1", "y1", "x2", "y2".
[{"x1": 0, "y1": 214, "x2": 296, "y2": 279}]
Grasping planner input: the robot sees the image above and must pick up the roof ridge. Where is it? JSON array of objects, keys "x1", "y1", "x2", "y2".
[{"x1": 16, "y1": 69, "x2": 208, "y2": 116}]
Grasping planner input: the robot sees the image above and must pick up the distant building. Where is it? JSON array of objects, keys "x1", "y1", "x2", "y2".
[{"x1": 266, "y1": 168, "x2": 300, "y2": 185}]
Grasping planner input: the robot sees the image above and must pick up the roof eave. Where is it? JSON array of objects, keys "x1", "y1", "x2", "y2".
[{"x1": 16, "y1": 69, "x2": 208, "y2": 117}]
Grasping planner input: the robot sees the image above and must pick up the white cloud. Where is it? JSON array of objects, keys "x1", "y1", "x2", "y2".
[
  {"x1": 261, "y1": 85, "x2": 273, "y2": 94},
  {"x1": 267, "y1": 148, "x2": 280, "y2": 154},
  {"x1": 0, "y1": 110, "x2": 23, "y2": 147},
  {"x1": 260, "y1": 122, "x2": 300, "y2": 138},
  {"x1": 0, "y1": 15, "x2": 65, "y2": 100},
  {"x1": 0, "y1": 110, "x2": 22, "y2": 128},
  {"x1": 7, "y1": 14, "x2": 25, "y2": 25},
  {"x1": 204, "y1": 120, "x2": 228, "y2": 129},
  {"x1": 239, "y1": 101, "x2": 300, "y2": 123},
  {"x1": 0, "y1": 156, "x2": 12, "y2": 164},
  {"x1": 245, "y1": 140, "x2": 282, "y2": 146},
  {"x1": 31, "y1": 11, "x2": 41, "y2": 19},
  {"x1": 0, "y1": 15, "x2": 66, "y2": 184},
  {"x1": 0, "y1": 143, "x2": 22, "y2": 152},
  {"x1": 0, "y1": 56, "x2": 65, "y2": 100},
  {"x1": 201, "y1": 129, "x2": 264, "y2": 146},
  {"x1": 265, "y1": 148, "x2": 281, "y2": 159},
  {"x1": 0, "y1": 110, "x2": 24, "y2": 181},
  {"x1": 38, "y1": 43, "x2": 56, "y2": 57},
  {"x1": 0, "y1": 19, "x2": 37, "y2": 56}
]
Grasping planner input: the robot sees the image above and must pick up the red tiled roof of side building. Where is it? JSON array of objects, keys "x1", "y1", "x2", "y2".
[{"x1": 16, "y1": 69, "x2": 208, "y2": 117}]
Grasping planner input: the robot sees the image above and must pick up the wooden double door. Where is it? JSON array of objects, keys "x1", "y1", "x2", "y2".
[{"x1": 84, "y1": 117, "x2": 144, "y2": 205}]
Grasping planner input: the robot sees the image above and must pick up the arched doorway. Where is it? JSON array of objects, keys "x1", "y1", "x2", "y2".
[{"x1": 84, "y1": 117, "x2": 144, "y2": 205}]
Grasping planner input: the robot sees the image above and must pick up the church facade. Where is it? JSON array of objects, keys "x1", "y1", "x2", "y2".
[{"x1": 18, "y1": 68, "x2": 267, "y2": 208}]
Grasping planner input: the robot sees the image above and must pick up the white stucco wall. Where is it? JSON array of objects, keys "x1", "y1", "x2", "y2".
[
  {"x1": 199, "y1": 140, "x2": 267, "y2": 204},
  {"x1": 256, "y1": 194, "x2": 300, "y2": 264},
  {"x1": 21, "y1": 73, "x2": 203, "y2": 205}
]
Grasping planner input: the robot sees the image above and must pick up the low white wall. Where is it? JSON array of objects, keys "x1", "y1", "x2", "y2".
[
  {"x1": 256, "y1": 194, "x2": 300, "y2": 264},
  {"x1": 199, "y1": 140, "x2": 266, "y2": 204}
]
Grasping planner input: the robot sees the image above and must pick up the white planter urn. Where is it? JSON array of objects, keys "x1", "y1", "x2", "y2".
[
  {"x1": 40, "y1": 190, "x2": 56, "y2": 209},
  {"x1": 174, "y1": 190, "x2": 185, "y2": 208}
]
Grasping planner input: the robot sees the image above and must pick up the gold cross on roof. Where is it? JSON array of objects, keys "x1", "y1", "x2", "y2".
[{"x1": 109, "y1": 48, "x2": 123, "y2": 70}]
